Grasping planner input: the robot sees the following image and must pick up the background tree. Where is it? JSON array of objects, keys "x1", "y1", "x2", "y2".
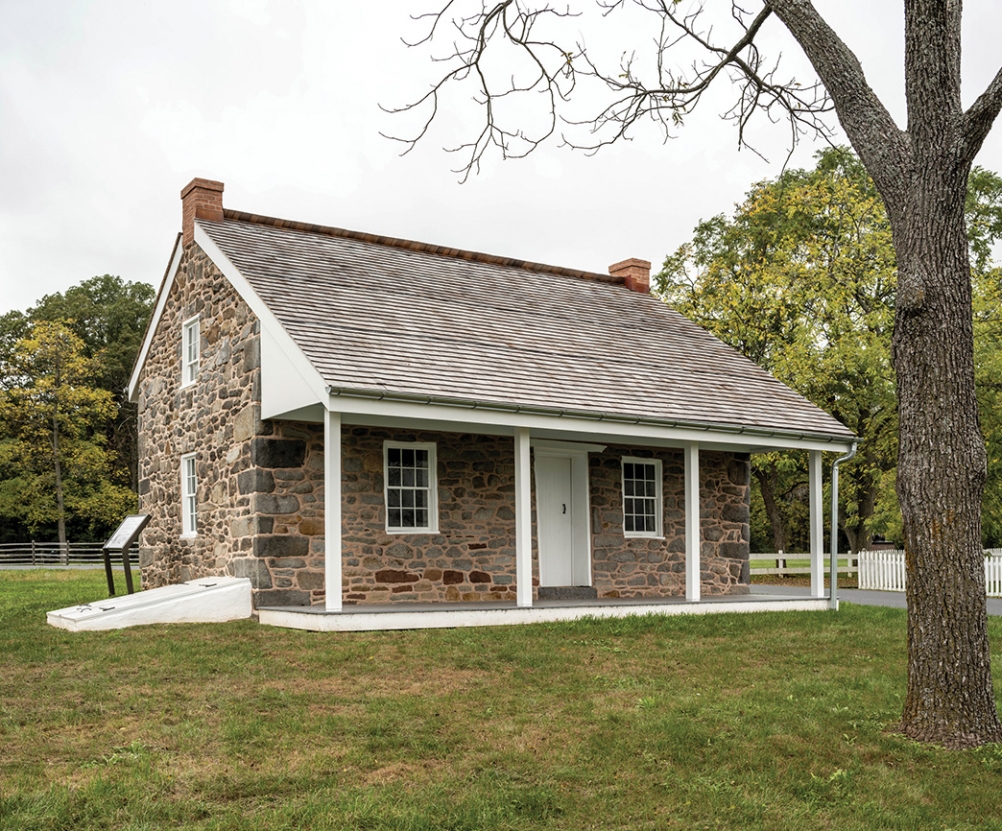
[
  {"x1": 658, "y1": 147, "x2": 897, "y2": 555},
  {"x1": 0, "y1": 321, "x2": 136, "y2": 544},
  {"x1": 397, "y1": 1, "x2": 1002, "y2": 746},
  {"x1": 27, "y1": 275, "x2": 156, "y2": 491},
  {"x1": 661, "y1": 150, "x2": 1002, "y2": 553},
  {"x1": 0, "y1": 276, "x2": 153, "y2": 542}
]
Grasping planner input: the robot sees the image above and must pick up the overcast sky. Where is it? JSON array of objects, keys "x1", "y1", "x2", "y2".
[{"x1": 2, "y1": 1, "x2": 1002, "y2": 316}]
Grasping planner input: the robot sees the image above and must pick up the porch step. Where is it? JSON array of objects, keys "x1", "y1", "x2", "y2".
[{"x1": 537, "y1": 585, "x2": 598, "y2": 601}]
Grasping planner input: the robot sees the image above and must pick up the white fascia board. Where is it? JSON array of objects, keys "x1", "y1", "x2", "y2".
[
  {"x1": 127, "y1": 236, "x2": 184, "y2": 403},
  {"x1": 328, "y1": 395, "x2": 855, "y2": 454},
  {"x1": 193, "y1": 222, "x2": 328, "y2": 410}
]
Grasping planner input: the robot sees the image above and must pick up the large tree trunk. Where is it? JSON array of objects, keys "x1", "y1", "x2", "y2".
[
  {"x1": 890, "y1": 166, "x2": 1002, "y2": 747},
  {"x1": 769, "y1": 0, "x2": 1002, "y2": 750}
]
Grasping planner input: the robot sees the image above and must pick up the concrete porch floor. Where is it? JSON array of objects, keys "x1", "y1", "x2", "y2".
[{"x1": 257, "y1": 587, "x2": 832, "y2": 632}]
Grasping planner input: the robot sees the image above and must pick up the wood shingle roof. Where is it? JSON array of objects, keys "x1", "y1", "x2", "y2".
[{"x1": 198, "y1": 212, "x2": 855, "y2": 442}]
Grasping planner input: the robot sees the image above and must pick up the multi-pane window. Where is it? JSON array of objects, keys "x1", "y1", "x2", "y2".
[
  {"x1": 384, "y1": 442, "x2": 437, "y2": 533},
  {"x1": 181, "y1": 453, "x2": 198, "y2": 537},
  {"x1": 622, "y1": 457, "x2": 662, "y2": 537},
  {"x1": 182, "y1": 315, "x2": 200, "y2": 386}
]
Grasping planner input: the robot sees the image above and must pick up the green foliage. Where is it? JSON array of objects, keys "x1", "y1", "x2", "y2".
[
  {"x1": 974, "y1": 259, "x2": 1002, "y2": 546},
  {"x1": 658, "y1": 147, "x2": 1002, "y2": 550},
  {"x1": 0, "y1": 277, "x2": 153, "y2": 541},
  {"x1": 658, "y1": 147, "x2": 896, "y2": 551},
  {"x1": 28, "y1": 275, "x2": 155, "y2": 397},
  {"x1": 0, "y1": 321, "x2": 136, "y2": 539}
]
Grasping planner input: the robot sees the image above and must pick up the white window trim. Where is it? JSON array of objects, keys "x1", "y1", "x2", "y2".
[
  {"x1": 181, "y1": 452, "x2": 198, "y2": 538},
  {"x1": 383, "y1": 441, "x2": 438, "y2": 534},
  {"x1": 181, "y1": 315, "x2": 200, "y2": 388},
  {"x1": 622, "y1": 456, "x2": 664, "y2": 539}
]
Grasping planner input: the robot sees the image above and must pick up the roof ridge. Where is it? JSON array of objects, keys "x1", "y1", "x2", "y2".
[{"x1": 221, "y1": 209, "x2": 626, "y2": 286}]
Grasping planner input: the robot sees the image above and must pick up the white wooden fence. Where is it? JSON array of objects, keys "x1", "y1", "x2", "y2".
[
  {"x1": 749, "y1": 553, "x2": 858, "y2": 578},
  {"x1": 858, "y1": 548, "x2": 1002, "y2": 596}
]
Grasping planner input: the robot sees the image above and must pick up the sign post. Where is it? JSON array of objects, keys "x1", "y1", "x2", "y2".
[{"x1": 102, "y1": 514, "x2": 151, "y2": 597}]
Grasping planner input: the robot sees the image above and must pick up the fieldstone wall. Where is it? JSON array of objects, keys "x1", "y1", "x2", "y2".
[
  {"x1": 589, "y1": 446, "x2": 750, "y2": 598},
  {"x1": 339, "y1": 428, "x2": 530, "y2": 604},
  {"x1": 336, "y1": 432, "x2": 750, "y2": 605},
  {"x1": 236, "y1": 421, "x2": 327, "y2": 608},
  {"x1": 136, "y1": 244, "x2": 263, "y2": 589},
  {"x1": 136, "y1": 243, "x2": 332, "y2": 608}
]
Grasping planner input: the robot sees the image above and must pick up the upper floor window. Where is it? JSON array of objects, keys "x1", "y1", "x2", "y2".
[
  {"x1": 384, "y1": 441, "x2": 438, "y2": 533},
  {"x1": 622, "y1": 457, "x2": 663, "y2": 538},
  {"x1": 182, "y1": 315, "x2": 200, "y2": 387},
  {"x1": 181, "y1": 452, "x2": 198, "y2": 537}
]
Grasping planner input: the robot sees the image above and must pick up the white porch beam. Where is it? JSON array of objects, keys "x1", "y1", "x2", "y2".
[
  {"x1": 324, "y1": 410, "x2": 343, "y2": 612},
  {"x1": 809, "y1": 449, "x2": 824, "y2": 598},
  {"x1": 685, "y1": 442, "x2": 700, "y2": 602},
  {"x1": 327, "y1": 394, "x2": 855, "y2": 454},
  {"x1": 515, "y1": 427, "x2": 533, "y2": 608}
]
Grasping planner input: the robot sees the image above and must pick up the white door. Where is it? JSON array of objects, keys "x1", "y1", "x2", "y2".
[{"x1": 537, "y1": 455, "x2": 576, "y2": 586}]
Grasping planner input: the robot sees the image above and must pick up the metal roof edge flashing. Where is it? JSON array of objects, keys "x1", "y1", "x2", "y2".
[{"x1": 326, "y1": 386, "x2": 855, "y2": 446}]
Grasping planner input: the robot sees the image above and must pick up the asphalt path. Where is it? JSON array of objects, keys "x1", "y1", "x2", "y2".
[{"x1": 752, "y1": 583, "x2": 1002, "y2": 615}]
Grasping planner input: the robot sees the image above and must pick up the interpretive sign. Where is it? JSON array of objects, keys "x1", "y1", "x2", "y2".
[{"x1": 102, "y1": 514, "x2": 150, "y2": 596}]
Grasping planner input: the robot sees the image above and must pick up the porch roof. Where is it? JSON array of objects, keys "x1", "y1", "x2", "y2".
[{"x1": 197, "y1": 211, "x2": 853, "y2": 444}]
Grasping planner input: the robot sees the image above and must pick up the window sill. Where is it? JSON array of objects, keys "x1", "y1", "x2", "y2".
[
  {"x1": 624, "y1": 533, "x2": 665, "y2": 541},
  {"x1": 385, "y1": 527, "x2": 439, "y2": 536}
]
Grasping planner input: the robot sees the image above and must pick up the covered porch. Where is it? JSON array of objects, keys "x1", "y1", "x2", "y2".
[{"x1": 256, "y1": 384, "x2": 854, "y2": 631}]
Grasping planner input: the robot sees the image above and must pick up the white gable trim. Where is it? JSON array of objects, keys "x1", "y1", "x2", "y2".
[
  {"x1": 129, "y1": 222, "x2": 328, "y2": 410},
  {"x1": 128, "y1": 223, "x2": 329, "y2": 409},
  {"x1": 193, "y1": 223, "x2": 329, "y2": 409},
  {"x1": 260, "y1": 327, "x2": 327, "y2": 419},
  {"x1": 127, "y1": 234, "x2": 184, "y2": 403}
]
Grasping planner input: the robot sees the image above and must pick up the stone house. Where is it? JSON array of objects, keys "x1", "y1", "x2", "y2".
[{"x1": 127, "y1": 178, "x2": 855, "y2": 631}]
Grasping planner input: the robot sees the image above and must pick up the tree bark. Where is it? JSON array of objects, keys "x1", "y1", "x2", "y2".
[
  {"x1": 770, "y1": 0, "x2": 1002, "y2": 750},
  {"x1": 890, "y1": 167, "x2": 1002, "y2": 747}
]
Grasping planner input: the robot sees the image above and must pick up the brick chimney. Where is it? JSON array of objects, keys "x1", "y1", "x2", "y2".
[
  {"x1": 609, "y1": 258, "x2": 652, "y2": 293},
  {"x1": 181, "y1": 178, "x2": 224, "y2": 247}
]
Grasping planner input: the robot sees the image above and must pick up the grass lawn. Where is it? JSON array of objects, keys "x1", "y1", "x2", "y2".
[{"x1": 3, "y1": 571, "x2": 1002, "y2": 830}]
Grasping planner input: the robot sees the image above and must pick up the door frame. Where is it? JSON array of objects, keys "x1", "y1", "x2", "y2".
[{"x1": 532, "y1": 441, "x2": 604, "y2": 587}]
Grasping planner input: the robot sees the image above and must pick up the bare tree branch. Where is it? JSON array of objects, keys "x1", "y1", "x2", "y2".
[
  {"x1": 384, "y1": 1, "x2": 840, "y2": 179},
  {"x1": 381, "y1": 2, "x2": 581, "y2": 181}
]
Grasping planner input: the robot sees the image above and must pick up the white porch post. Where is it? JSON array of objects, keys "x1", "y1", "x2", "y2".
[
  {"x1": 515, "y1": 427, "x2": 533, "y2": 608},
  {"x1": 809, "y1": 449, "x2": 824, "y2": 598},
  {"x1": 685, "y1": 442, "x2": 701, "y2": 602},
  {"x1": 324, "y1": 409, "x2": 343, "y2": 612}
]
